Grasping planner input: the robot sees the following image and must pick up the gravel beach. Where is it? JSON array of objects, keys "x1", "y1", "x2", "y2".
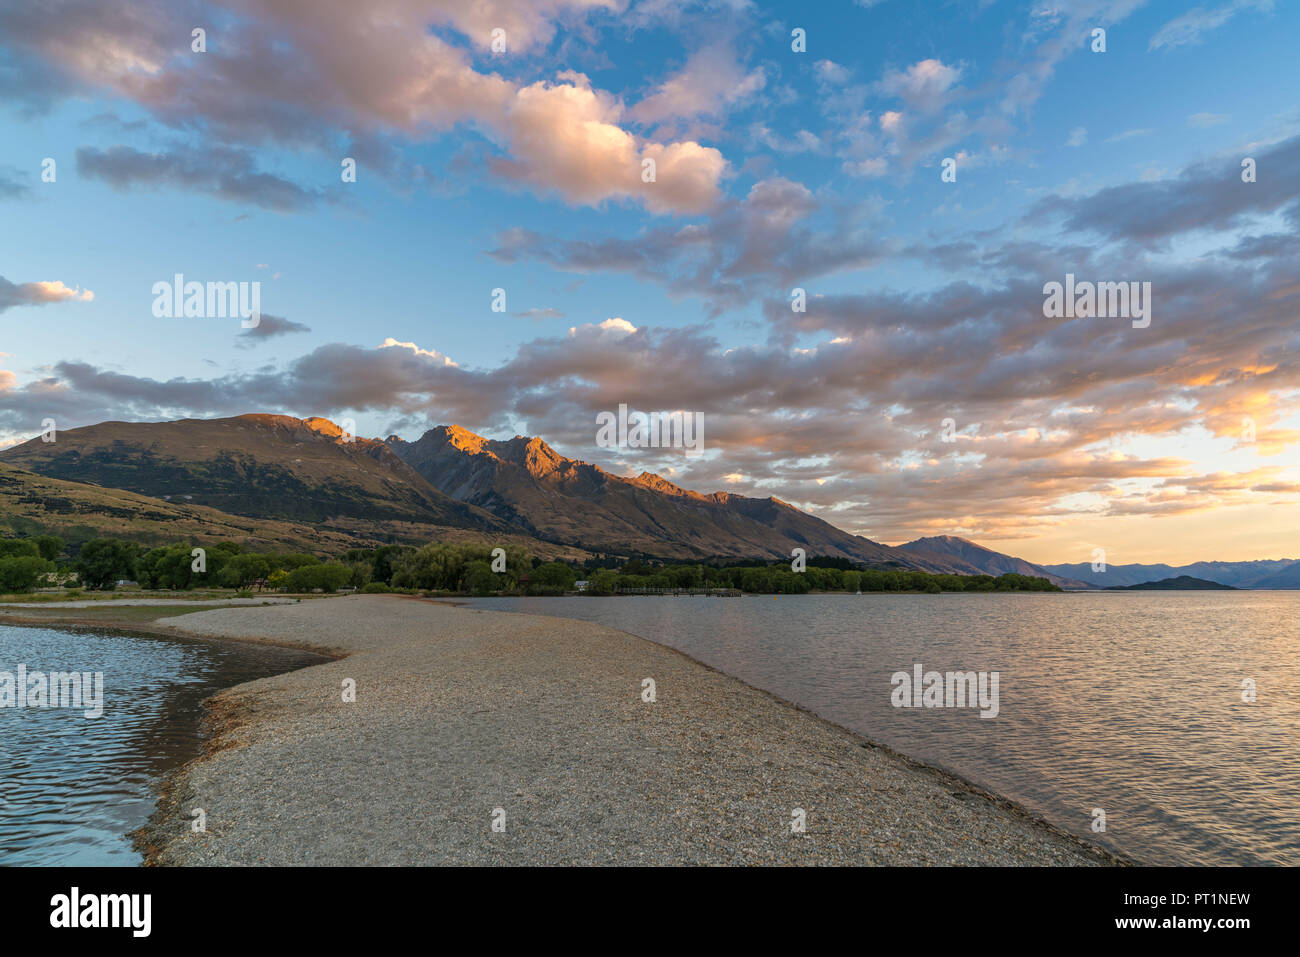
[{"x1": 141, "y1": 595, "x2": 1118, "y2": 866}]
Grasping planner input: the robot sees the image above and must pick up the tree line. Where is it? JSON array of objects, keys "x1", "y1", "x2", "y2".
[{"x1": 0, "y1": 535, "x2": 1062, "y2": 596}]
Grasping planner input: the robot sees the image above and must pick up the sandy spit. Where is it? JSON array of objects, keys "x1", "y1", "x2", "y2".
[{"x1": 139, "y1": 595, "x2": 1119, "y2": 866}]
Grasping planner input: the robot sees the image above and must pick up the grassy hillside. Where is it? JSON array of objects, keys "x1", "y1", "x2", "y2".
[
  {"x1": 1, "y1": 414, "x2": 503, "y2": 530},
  {"x1": 0, "y1": 463, "x2": 588, "y2": 559}
]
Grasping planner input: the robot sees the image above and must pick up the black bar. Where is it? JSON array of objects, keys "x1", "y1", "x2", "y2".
[{"x1": 1, "y1": 865, "x2": 1286, "y2": 943}]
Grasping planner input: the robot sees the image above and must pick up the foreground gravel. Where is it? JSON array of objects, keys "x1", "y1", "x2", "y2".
[{"x1": 142, "y1": 595, "x2": 1117, "y2": 866}]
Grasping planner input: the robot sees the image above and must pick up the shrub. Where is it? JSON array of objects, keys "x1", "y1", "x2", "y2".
[
  {"x1": 460, "y1": 561, "x2": 498, "y2": 596},
  {"x1": 528, "y1": 562, "x2": 576, "y2": 594},
  {"x1": 0, "y1": 555, "x2": 55, "y2": 593},
  {"x1": 285, "y1": 561, "x2": 351, "y2": 593}
]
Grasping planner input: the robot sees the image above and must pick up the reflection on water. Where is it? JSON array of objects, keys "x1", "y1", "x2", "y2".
[
  {"x1": 0, "y1": 625, "x2": 324, "y2": 866},
  {"x1": 471, "y1": 592, "x2": 1300, "y2": 865}
]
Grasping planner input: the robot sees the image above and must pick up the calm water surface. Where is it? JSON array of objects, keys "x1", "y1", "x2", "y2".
[
  {"x1": 471, "y1": 592, "x2": 1300, "y2": 865},
  {"x1": 0, "y1": 625, "x2": 325, "y2": 865}
]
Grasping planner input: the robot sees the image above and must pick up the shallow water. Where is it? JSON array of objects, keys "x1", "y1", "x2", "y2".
[
  {"x1": 0, "y1": 625, "x2": 324, "y2": 865},
  {"x1": 470, "y1": 592, "x2": 1300, "y2": 865}
]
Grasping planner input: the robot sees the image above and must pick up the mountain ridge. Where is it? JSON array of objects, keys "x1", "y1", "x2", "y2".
[
  {"x1": 895, "y1": 535, "x2": 1092, "y2": 589},
  {"x1": 386, "y1": 424, "x2": 931, "y2": 565},
  {"x1": 0, "y1": 414, "x2": 507, "y2": 535},
  {"x1": 5, "y1": 413, "x2": 1277, "y2": 582},
  {"x1": 1043, "y1": 558, "x2": 1300, "y2": 589}
]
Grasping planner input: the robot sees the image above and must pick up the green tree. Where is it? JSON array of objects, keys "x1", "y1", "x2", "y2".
[
  {"x1": 0, "y1": 539, "x2": 40, "y2": 559},
  {"x1": 0, "y1": 555, "x2": 54, "y2": 593},
  {"x1": 220, "y1": 553, "x2": 272, "y2": 589},
  {"x1": 345, "y1": 560, "x2": 373, "y2": 588},
  {"x1": 137, "y1": 544, "x2": 193, "y2": 589},
  {"x1": 286, "y1": 562, "x2": 350, "y2": 593},
  {"x1": 586, "y1": 568, "x2": 618, "y2": 595},
  {"x1": 73, "y1": 539, "x2": 139, "y2": 590},
  {"x1": 529, "y1": 562, "x2": 575, "y2": 593},
  {"x1": 460, "y1": 561, "x2": 498, "y2": 595},
  {"x1": 272, "y1": 553, "x2": 321, "y2": 573},
  {"x1": 32, "y1": 535, "x2": 65, "y2": 561}
]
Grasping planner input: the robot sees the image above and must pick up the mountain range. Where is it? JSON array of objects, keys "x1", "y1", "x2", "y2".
[
  {"x1": 1, "y1": 413, "x2": 1293, "y2": 587},
  {"x1": 387, "y1": 425, "x2": 928, "y2": 567},
  {"x1": 1043, "y1": 558, "x2": 1300, "y2": 590}
]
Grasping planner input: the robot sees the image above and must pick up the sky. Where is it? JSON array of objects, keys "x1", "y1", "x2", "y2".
[{"x1": 1, "y1": 0, "x2": 1297, "y2": 566}]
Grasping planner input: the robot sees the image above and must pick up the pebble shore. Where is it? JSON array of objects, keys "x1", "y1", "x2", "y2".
[{"x1": 140, "y1": 595, "x2": 1119, "y2": 866}]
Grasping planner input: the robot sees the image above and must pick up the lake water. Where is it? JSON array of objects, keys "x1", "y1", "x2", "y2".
[
  {"x1": 0, "y1": 625, "x2": 325, "y2": 865},
  {"x1": 469, "y1": 592, "x2": 1300, "y2": 865}
]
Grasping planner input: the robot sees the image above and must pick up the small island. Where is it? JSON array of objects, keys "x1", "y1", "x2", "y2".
[{"x1": 1105, "y1": 575, "x2": 1236, "y2": 590}]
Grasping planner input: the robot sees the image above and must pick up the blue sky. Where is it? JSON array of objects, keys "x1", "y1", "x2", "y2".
[{"x1": 1, "y1": 0, "x2": 1298, "y2": 563}]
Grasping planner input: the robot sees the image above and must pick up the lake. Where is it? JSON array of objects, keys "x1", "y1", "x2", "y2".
[
  {"x1": 469, "y1": 591, "x2": 1300, "y2": 865},
  {"x1": 0, "y1": 624, "x2": 325, "y2": 865}
]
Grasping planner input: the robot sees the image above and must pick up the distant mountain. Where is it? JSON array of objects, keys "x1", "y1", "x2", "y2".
[
  {"x1": 1043, "y1": 558, "x2": 1300, "y2": 589},
  {"x1": 0, "y1": 414, "x2": 509, "y2": 541},
  {"x1": 1043, "y1": 562, "x2": 1179, "y2": 588},
  {"x1": 1105, "y1": 576, "x2": 1236, "y2": 590},
  {"x1": 896, "y1": 535, "x2": 1091, "y2": 589},
  {"x1": 386, "y1": 425, "x2": 943, "y2": 567},
  {"x1": 1242, "y1": 562, "x2": 1300, "y2": 589}
]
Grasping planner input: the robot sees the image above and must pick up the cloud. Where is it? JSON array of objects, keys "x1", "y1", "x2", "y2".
[
  {"x1": 491, "y1": 176, "x2": 890, "y2": 314},
  {"x1": 809, "y1": 2, "x2": 1148, "y2": 182},
  {"x1": 1028, "y1": 132, "x2": 1300, "y2": 244},
  {"x1": 631, "y1": 42, "x2": 765, "y2": 126},
  {"x1": 489, "y1": 74, "x2": 726, "y2": 214},
  {"x1": 1066, "y1": 127, "x2": 1087, "y2": 147},
  {"x1": 1, "y1": 0, "x2": 722, "y2": 216},
  {"x1": 0, "y1": 275, "x2": 94, "y2": 313},
  {"x1": 1149, "y1": 0, "x2": 1274, "y2": 50},
  {"x1": 0, "y1": 166, "x2": 30, "y2": 200},
  {"x1": 514, "y1": 307, "x2": 566, "y2": 320},
  {"x1": 814, "y1": 60, "x2": 851, "y2": 85},
  {"x1": 378, "y1": 337, "x2": 457, "y2": 366},
  {"x1": 877, "y1": 58, "x2": 963, "y2": 113},
  {"x1": 237, "y1": 313, "x2": 311, "y2": 345},
  {"x1": 76, "y1": 145, "x2": 327, "y2": 212},
  {"x1": 1188, "y1": 112, "x2": 1230, "y2": 127},
  {"x1": 1104, "y1": 128, "x2": 1155, "y2": 143},
  {"x1": 749, "y1": 124, "x2": 822, "y2": 154},
  {"x1": 999, "y1": 0, "x2": 1148, "y2": 117}
]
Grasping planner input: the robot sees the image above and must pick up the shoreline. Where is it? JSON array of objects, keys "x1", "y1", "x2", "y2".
[{"x1": 4, "y1": 596, "x2": 1125, "y2": 865}]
